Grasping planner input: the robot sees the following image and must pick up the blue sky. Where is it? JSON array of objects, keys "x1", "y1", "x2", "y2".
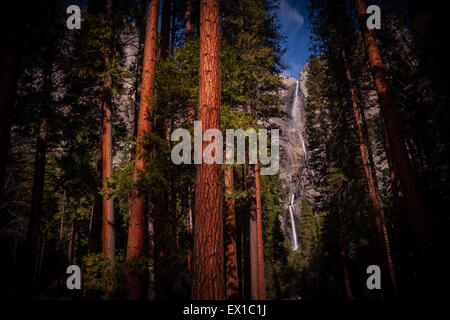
[{"x1": 277, "y1": 0, "x2": 312, "y2": 79}]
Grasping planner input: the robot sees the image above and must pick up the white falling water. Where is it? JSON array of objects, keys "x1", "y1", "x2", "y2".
[
  {"x1": 291, "y1": 80, "x2": 307, "y2": 161},
  {"x1": 288, "y1": 194, "x2": 298, "y2": 250}
]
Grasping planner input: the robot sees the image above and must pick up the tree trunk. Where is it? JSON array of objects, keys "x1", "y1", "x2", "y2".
[
  {"x1": 336, "y1": 211, "x2": 354, "y2": 300},
  {"x1": 0, "y1": 28, "x2": 20, "y2": 191},
  {"x1": 255, "y1": 162, "x2": 266, "y2": 299},
  {"x1": 68, "y1": 220, "x2": 74, "y2": 264},
  {"x1": 159, "y1": 0, "x2": 171, "y2": 60},
  {"x1": 126, "y1": 0, "x2": 159, "y2": 300},
  {"x1": 184, "y1": 0, "x2": 192, "y2": 40},
  {"x1": 224, "y1": 164, "x2": 239, "y2": 299},
  {"x1": 341, "y1": 47, "x2": 398, "y2": 296},
  {"x1": 241, "y1": 163, "x2": 251, "y2": 299},
  {"x1": 59, "y1": 190, "x2": 66, "y2": 241},
  {"x1": 192, "y1": 0, "x2": 224, "y2": 300},
  {"x1": 248, "y1": 164, "x2": 259, "y2": 300},
  {"x1": 89, "y1": 152, "x2": 103, "y2": 253},
  {"x1": 170, "y1": 0, "x2": 176, "y2": 51},
  {"x1": 132, "y1": 0, "x2": 147, "y2": 155},
  {"x1": 354, "y1": 0, "x2": 430, "y2": 261},
  {"x1": 24, "y1": 35, "x2": 54, "y2": 297},
  {"x1": 101, "y1": 0, "x2": 115, "y2": 263},
  {"x1": 153, "y1": 190, "x2": 170, "y2": 299}
]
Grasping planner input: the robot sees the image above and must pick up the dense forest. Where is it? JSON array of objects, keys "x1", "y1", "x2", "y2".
[{"x1": 0, "y1": 0, "x2": 447, "y2": 300}]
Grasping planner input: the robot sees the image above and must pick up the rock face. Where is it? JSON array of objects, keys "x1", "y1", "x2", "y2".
[{"x1": 271, "y1": 70, "x2": 318, "y2": 250}]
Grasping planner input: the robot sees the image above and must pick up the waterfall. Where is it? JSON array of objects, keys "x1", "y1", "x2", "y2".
[
  {"x1": 291, "y1": 80, "x2": 307, "y2": 161},
  {"x1": 288, "y1": 194, "x2": 298, "y2": 250}
]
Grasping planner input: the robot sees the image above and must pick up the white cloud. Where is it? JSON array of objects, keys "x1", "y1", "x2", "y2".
[{"x1": 279, "y1": 0, "x2": 304, "y2": 31}]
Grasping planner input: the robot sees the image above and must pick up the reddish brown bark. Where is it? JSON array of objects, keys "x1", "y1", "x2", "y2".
[
  {"x1": 192, "y1": 0, "x2": 224, "y2": 300},
  {"x1": 248, "y1": 164, "x2": 259, "y2": 300},
  {"x1": 132, "y1": 0, "x2": 147, "y2": 153},
  {"x1": 354, "y1": 0, "x2": 430, "y2": 260},
  {"x1": 126, "y1": 0, "x2": 159, "y2": 300},
  {"x1": 255, "y1": 162, "x2": 266, "y2": 299},
  {"x1": 341, "y1": 48, "x2": 397, "y2": 296},
  {"x1": 224, "y1": 165, "x2": 239, "y2": 299},
  {"x1": 101, "y1": 0, "x2": 115, "y2": 262}
]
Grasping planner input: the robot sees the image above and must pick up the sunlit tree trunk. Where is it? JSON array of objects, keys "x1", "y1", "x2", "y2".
[
  {"x1": 341, "y1": 47, "x2": 397, "y2": 296},
  {"x1": 192, "y1": 0, "x2": 224, "y2": 300},
  {"x1": 126, "y1": 0, "x2": 159, "y2": 300},
  {"x1": 132, "y1": 0, "x2": 147, "y2": 155},
  {"x1": 354, "y1": 0, "x2": 430, "y2": 260},
  {"x1": 255, "y1": 162, "x2": 266, "y2": 299}
]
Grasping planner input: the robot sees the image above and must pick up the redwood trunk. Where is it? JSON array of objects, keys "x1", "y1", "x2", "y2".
[
  {"x1": 336, "y1": 211, "x2": 354, "y2": 300},
  {"x1": 341, "y1": 48, "x2": 397, "y2": 296},
  {"x1": 224, "y1": 165, "x2": 239, "y2": 299},
  {"x1": 248, "y1": 164, "x2": 259, "y2": 300},
  {"x1": 354, "y1": 0, "x2": 430, "y2": 260},
  {"x1": 126, "y1": 0, "x2": 159, "y2": 300},
  {"x1": 101, "y1": 0, "x2": 115, "y2": 262},
  {"x1": 192, "y1": 0, "x2": 224, "y2": 300},
  {"x1": 255, "y1": 162, "x2": 266, "y2": 299}
]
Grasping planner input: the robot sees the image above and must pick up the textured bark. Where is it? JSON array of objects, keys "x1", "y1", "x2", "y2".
[
  {"x1": 241, "y1": 163, "x2": 251, "y2": 299},
  {"x1": 192, "y1": 0, "x2": 224, "y2": 300},
  {"x1": 101, "y1": 0, "x2": 115, "y2": 262},
  {"x1": 132, "y1": 0, "x2": 147, "y2": 154},
  {"x1": 354, "y1": 0, "x2": 430, "y2": 260},
  {"x1": 224, "y1": 165, "x2": 239, "y2": 299},
  {"x1": 186, "y1": 187, "x2": 193, "y2": 272},
  {"x1": 255, "y1": 162, "x2": 266, "y2": 299},
  {"x1": 184, "y1": 0, "x2": 192, "y2": 39},
  {"x1": 126, "y1": 0, "x2": 159, "y2": 300},
  {"x1": 248, "y1": 164, "x2": 259, "y2": 300},
  {"x1": 341, "y1": 48, "x2": 397, "y2": 296}
]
